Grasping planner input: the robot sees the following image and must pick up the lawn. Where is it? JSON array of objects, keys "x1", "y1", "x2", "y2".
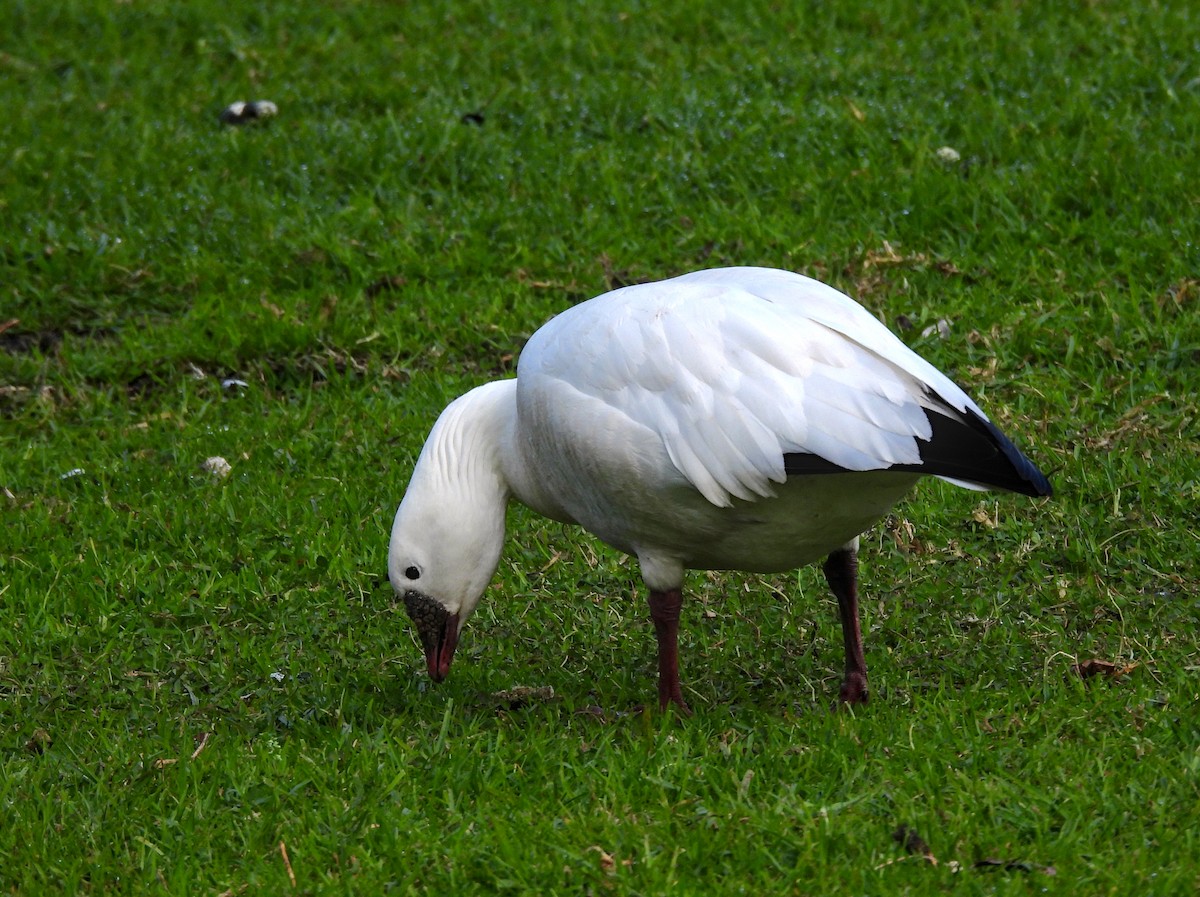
[{"x1": 2, "y1": 0, "x2": 1198, "y2": 893}]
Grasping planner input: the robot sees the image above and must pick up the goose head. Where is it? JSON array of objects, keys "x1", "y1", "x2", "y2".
[{"x1": 387, "y1": 384, "x2": 514, "y2": 682}]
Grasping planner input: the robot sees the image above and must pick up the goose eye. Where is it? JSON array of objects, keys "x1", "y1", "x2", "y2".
[{"x1": 404, "y1": 565, "x2": 421, "y2": 581}]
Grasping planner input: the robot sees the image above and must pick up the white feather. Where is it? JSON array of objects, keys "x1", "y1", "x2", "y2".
[{"x1": 518, "y1": 267, "x2": 979, "y2": 508}]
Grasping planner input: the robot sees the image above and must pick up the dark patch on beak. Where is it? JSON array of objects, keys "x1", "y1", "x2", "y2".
[{"x1": 402, "y1": 590, "x2": 460, "y2": 682}]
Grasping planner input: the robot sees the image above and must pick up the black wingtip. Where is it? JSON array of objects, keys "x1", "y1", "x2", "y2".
[
  {"x1": 966, "y1": 414, "x2": 1052, "y2": 497},
  {"x1": 783, "y1": 407, "x2": 1052, "y2": 497}
]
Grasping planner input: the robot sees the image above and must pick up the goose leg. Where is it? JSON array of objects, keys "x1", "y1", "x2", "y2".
[
  {"x1": 647, "y1": 588, "x2": 691, "y2": 714},
  {"x1": 822, "y1": 546, "x2": 870, "y2": 705}
]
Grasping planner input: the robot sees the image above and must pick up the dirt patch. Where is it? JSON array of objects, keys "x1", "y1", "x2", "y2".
[
  {"x1": 0, "y1": 321, "x2": 119, "y2": 356},
  {"x1": 0, "y1": 327, "x2": 63, "y2": 355}
]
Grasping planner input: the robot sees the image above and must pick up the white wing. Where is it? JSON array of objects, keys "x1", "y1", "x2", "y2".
[{"x1": 519, "y1": 267, "x2": 989, "y2": 508}]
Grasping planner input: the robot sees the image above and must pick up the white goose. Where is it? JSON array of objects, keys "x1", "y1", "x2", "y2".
[{"x1": 388, "y1": 266, "x2": 1051, "y2": 711}]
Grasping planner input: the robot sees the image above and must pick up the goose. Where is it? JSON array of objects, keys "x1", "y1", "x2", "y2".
[{"x1": 388, "y1": 266, "x2": 1051, "y2": 712}]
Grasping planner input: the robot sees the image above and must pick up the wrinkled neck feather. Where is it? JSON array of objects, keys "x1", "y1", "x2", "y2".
[{"x1": 411, "y1": 380, "x2": 515, "y2": 509}]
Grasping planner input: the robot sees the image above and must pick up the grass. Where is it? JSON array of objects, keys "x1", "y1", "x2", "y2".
[{"x1": 2, "y1": 0, "x2": 1199, "y2": 892}]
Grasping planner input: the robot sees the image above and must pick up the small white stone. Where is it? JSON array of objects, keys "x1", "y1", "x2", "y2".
[
  {"x1": 935, "y1": 146, "x2": 961, "y2": 163},
  {"x1": 219, "y1": 100, "x2": 278, "y2": 125},
  {"x1": 921, "y1": 318, "x2": 952, "y2": 339},
  {"x1": 202, "y1": 456, "x2": 232, "y2": 478}
]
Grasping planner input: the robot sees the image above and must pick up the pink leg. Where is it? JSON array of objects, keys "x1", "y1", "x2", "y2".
[
  {"x1": 822, "y1": 547, "x2": 870, "y2": 706},
  {"x1": 647, "y1": 588, "x2": 691, "y2": 714}
]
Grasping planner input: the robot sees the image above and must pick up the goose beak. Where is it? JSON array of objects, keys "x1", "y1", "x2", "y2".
[
  {"x1": 402, "y1": 590, "x2": 461, "y2": 682},
  {"x1": 426, "y1": 613, "x2": 460, "y2": 682}
]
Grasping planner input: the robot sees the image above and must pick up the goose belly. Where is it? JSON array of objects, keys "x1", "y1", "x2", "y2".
[{"x1": 592, "y1": 471, "x2": 922, "y2": 574}]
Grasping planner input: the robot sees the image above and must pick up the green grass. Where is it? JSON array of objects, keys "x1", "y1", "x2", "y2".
[{"x1": 2, "y1": 0, "x2": 1199, "y2": 893}]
